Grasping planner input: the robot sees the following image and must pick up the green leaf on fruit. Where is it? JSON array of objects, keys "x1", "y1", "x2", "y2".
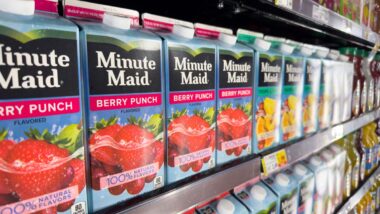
[
  {"x1": 144, "y1": 114, "x2": 163, "y2": 137},
  {"x1": 172, "y1": 109, "x2": 187, "y2": 121},
  {"x1": 0, "y1": 128, "x2": 8, "y2": 141},
  {"x1": 244, "y1": 103, "x2": 252, "y2": 116},
  {"x1": 25, "y1": 128, "x2": 57, "y2": 142},
  {"x1": 93, "y1": 116, "x2": 118, "y2": 132},
  {"x1": 54, "y1": 124, "x2": 83, "y2": 154},
  {"x1": 221, "y1": 103, "x2": 232, "y2": 111},
  {"x1": 127, "y1": 116, "x2": 145, "y2": 127},
  {"x1": 203, "y1": 107, "x2": 215, "y2": 126}
]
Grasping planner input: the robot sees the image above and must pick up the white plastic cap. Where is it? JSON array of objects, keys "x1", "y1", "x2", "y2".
[
  {"x1": 219, "y1": 33, "x2": 237, "y2": 45},
  {"x1": 275, "y1": 173, "x2": 290, "y2": 186},
  {"x1": 321, "y1": 150, "x2": 333, "y2": 160},
  {"x1": 250, "y1": 185, "x2": 267, "y2": 201},
  {"x1": 310, "y1": 155, "x2": 322, "y2": 166},
  {"x1": 280, "y1": 43, "x2": 295, "y2": 54},
  {"x1": 254, "y1": 38, "x2": 271, "y2": 51},
  {"x1": 339, "y1": 55, "x2": 350, "y2": 62},
  {"x1": 103, "y1": 13, "x2": 131, "y2": 30},
  {"x1": 328, "y1": 50, "x2": 340, "y2": 60},
  {"x1": 216, "y1": 199, "x2": 235, "y2": 214},
  {"x1": 294, "y1": 164, "x2": 308, "y2": 176},
  {"x1": 299, "y1": 45, "x2": 313, "y2": 56},
  {"x1": 315, "y1": 46, "x2": 330, "y2": 58},
  {"x1": 173, "y1": 24, "x2": 194, "y2": 39},
  {"x1": 0, "y1": 0, "x2": 35, "y2": 16}
]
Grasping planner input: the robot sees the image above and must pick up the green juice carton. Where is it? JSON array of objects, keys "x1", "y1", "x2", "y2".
[
  {"x1": 64, "y1": 1, "x2": 165, "y2": 211},
  {"x1": 263, "y1": 169, "x2": 298, "y2": 214},
  {"x1": 234, "y1": 181, "x2": 278, "y2": 214},
  {"x1": 196, "y1": 192, "x2": 250, "y2": 214},
  {"x1": 292, "y1": 163, "x2": 315, "y2": 214},
  {"x1": 302, "y1": 45, "x2": 322, "y2": 135},
  {"x1": 237, "y1": 30, "x2": 288, "y2": 153}
]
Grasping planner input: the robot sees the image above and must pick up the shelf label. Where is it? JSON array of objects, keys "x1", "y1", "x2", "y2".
[
  {"x1": 261, "y1": 149, "x2": 288, "y2": 176},
  {"x1": 312, "y1": 5, "x2": 329, "y2": 24},
  {"x1": 331, "y1": 125, "x2": 344, "y2": 141},
  {"x1": 275, "y1": 0, "x2": 292, "y2": 10}
]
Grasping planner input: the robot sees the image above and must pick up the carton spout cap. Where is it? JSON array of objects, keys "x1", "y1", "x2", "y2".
[
  {"x1": 103, "y1": 13, "x2": 131, "y2": 30},
  {"x1": 0, "y1": 0, "x2": 35, "y2": 16},
  {"x1": 294, "y1": 164, "x2": 307, "y2": 176},
  {"x1": 310, "y1": 156, "x2": 322, "y2": 166},
  {"x1": 173, "y1": 24, "x2": 194, "y2": 39},
  {"x1": 275, "y1": 173, "x2": 290, "y2": 186},
  {"x1": 219, "y1": 33, "x2": 236, "y2": 45},
  {"x1": 216, "y1": 199, "x2": 235, "y2": 214},
  {"x1": 250, "y1": 185, "x2": 267, "y2": 201}
]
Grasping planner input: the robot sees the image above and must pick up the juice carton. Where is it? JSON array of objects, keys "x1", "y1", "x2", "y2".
[
  {"x1": 362, "y1": 0, "x2": 371, "y2": 26},
  {"x1": 263, "y1": 169, "x2": 298, "y2": 214},
  {"x1": 292, "y1": 163, "x2": 315, "y2": 214},
  {"x1": 196, "y1": 192, "x2": 250, "y2": 214},
  {"x1": 237, "y1": 30, "x2": 284, "y2": 153},
  {"x1": 319, "y1": 149, "x2": 337, "y2": 213},
  {"x1": 0, "y1": 0, "x2": 87, "y2": 213},
  {"x1": 338, "y1": 55, "x2": 354, "y2": 122},
  {"x1": 302, "y1": 45, "x2": 321, "y2": 136},
  {"x1": 234, "y1": 181, "x2": 278, "y2": 214},
  {"x1": 304, "y1": 155, "x2": 329, "y2": 214},
  {"x1": 327, "y1": 50, "x2": 343, "y2": 126},
  {"x1": 215, "y1": 27, "x2": 254, "y2": 164},
  {"x1": 280, "y1": 40, "x2": 311, "y2": 142},
  {"x1": 142, "y1": 14, "x2": 216, "y2": 183},
  {"x1": 363, "y1": 50, "x2": 375, "y2": 112},
  {"x1": 314, "y1": 46, "x2": 331, "y2": 129},
  {"x1": 329, "y1": 144, "x2": 347, "y2": 207},
  {"x1": 340, "y1": 0, "x2": 353, "y2": 19},
  {"x1": 64, "y1": 1, "x2": 165, "y2": 211}
]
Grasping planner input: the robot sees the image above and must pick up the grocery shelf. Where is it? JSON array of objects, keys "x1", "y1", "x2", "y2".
[
  {"x1": 262, "y1": 109, "x2": 380, "y2": 176},
  {"x1": 115, "y1": 158, "x2": 261, "y2": 214},
  {"x1": 337, "y1": 166, "x2": 380, "y2": 214},
  {"x1": 104, "y1": 110, "x2": 380, "y2": 214}
]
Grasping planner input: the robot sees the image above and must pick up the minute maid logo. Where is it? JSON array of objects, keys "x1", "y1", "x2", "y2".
[
  {"x1": 220, "y1": 50, "x2": 251, "y2": 84},
  {"x1": 171, "y1": 45, "x2": 214, "y2": 85},
  {"x1": 285, "y1": 58, "x2": 303, "y2": 83},
  {"x1": 0, "y1": 26, "x2": 76, "y2": 90},
  {"x1": 260, "y1": 54, "x2": 281, "y2": 83},
  {"x1": 88, "y1": 35, "x2": 161, "y2": 88}
]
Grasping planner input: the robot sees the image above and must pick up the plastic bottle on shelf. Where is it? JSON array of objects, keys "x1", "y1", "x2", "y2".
[
  {"x1": 363, "y1": 50, "x2": 375, "y2": 112},
  {"x1": 370, "y1": 54, "x2": 380, "y2": 109},
  {"x1": 340, "y1": 47, "x2": 366, "y2": 117},
  {"x1": 347, "y1": 133, "x2": 361, "y2": 191},
  {"x1": 319, "y1": 149, "x2": 336, "y2": 214},
  {"x1": 361, "y1": 124, "x2": 375, "y2": 178},
  {"x1": 329, "y1": 144, "x2": 347, "y2": 207}
]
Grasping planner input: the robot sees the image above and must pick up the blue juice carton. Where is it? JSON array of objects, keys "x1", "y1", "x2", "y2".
[
  {"x1": 280, "y1": 40, "x2": 312, "y2": 142},
  {"x1": 196, "y1": 192, "x2": 250, "y2": 214},
  {"x1": 0, "y1": 0, "x2": 87, "y2": 213},
  {"x1": 214, "y1": 27, "x2": 254, "y2": 164},
  {"x1": 142, "y1": 15, "x2": 216, "y2": 183},
  {"x1": 302, "y1": 45, "x2": 322, "y2": 136},
  {"x1": 236, "y1": 29, "x2": 283, "y2": 153},
  {"x1": 292, "y1": 163, "x2": 315, "y2": 214},
  {"x1": 234, "y1": 181, "x2": 278, "y2": 214},
  {"x1": 304, "y1": 155, "x2": 329, "y2": 214},
  {"x1": 263, "y1": 169, "x2": 298, "y2": 214},
  {"x1": 64, "y1": 1, "x2": 165, "y2": 211}
]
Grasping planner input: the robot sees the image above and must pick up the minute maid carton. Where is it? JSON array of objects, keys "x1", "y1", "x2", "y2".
[
  {"x1": 237, "y1": 29, "x2": 284, "y2": 153},
  {"x1": 263, "y1": 170, "x2": 298, "y2": 214},
  {"x1": 292, "y1": 163, "x2": 315, "y2": 214},
  {"x1": 214, "y1": 26, "x2": 254, "y2": 164},
  {"x1": 0, "y1": 0, "x2": 87, "y2": 213},
  {"x1": 142, "y1": 14, "x2": 216, "y2": 183},
  {"x1": 64, "y1": 1, "x2": 164, "y2": 212},
  {"x1": 196, "y1": 192, "x2": 250, "y2": 214},
  {"x1": 234, "y1": 180, "x2": 278, "y2": 214},
  {"x1": 301, "y1": 45, "x2": 321, "y2": 136}
]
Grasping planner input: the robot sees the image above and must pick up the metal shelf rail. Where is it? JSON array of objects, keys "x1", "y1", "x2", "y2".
[{"x1": 113, "y1": 110, "x2": 380, "y2": 214}]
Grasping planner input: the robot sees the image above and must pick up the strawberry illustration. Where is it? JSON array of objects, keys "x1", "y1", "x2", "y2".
[
  {"x1": 35, "y1": 206, "x2": 57, "y2": 214},
  {"x1": 152, "y1": 141, "x2": 164, "y2": 168},
  {"x1": 91, "y1": 166, "x2": 106, "y2": 191},
  {"x1": 101, "y1": 164, "x2": 126, "y2": 195},
  {"x1": 89, "y1": 117, "x2": 121, "y2": 166},
  {"x1": 5, "y1": 139, "x2": 71, "y2": 200},
  {"x1": 126, "y1": 178, "x2": 145, "y2": 195},
  {"x1": 0, "y1": 193, "x2": 18, "y2": 206},
  {"x1": 0, "y1": 130, "x2": 14, "y2": 194},
  {"x1": 57, "y1": 158, "x2": 85, "y2": 212}
]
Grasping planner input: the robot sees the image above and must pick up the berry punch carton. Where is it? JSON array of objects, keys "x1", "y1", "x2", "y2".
[
  {"x1": 263, "y1": 169, "x2": 298, "y2": 214},
  {"x1": 206, "y1": 24, "x2": 254, "y2": 165},
  {"x1": 142, "y1": 14, "x2": 216, "y2": 183},
  {"x1": 0, "y1": 0, "x2": 87, "y2": 213},
  {"x1": 301, "y1": 45, "x2": 321, "y2": 136},
  {"x1": 236, "y1": 29, "x2": 283, "y2": 153},
  {"x1": 196, "y1": 192, "x2": 250, "y2": 214},
  {"x1": 64, "y1": 1, "x2": 165, "y2": 211},
  {"x1": 234, "y1": 180, "x2": 278, "y2": 214}
]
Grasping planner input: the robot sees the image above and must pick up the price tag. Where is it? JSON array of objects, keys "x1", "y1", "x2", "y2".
[
  {"x1": 331, "y1": 125, "x2": 344, "y2": 141},
  {"x1": 275, "y1": 0, "x2": 293, "y2": 10},
  {"x1": 262, "y1": 149, "x2": 288, "y2": 176},
  {"x1": 312, "y1": 5, "x2": 329, "y2": 24}
]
